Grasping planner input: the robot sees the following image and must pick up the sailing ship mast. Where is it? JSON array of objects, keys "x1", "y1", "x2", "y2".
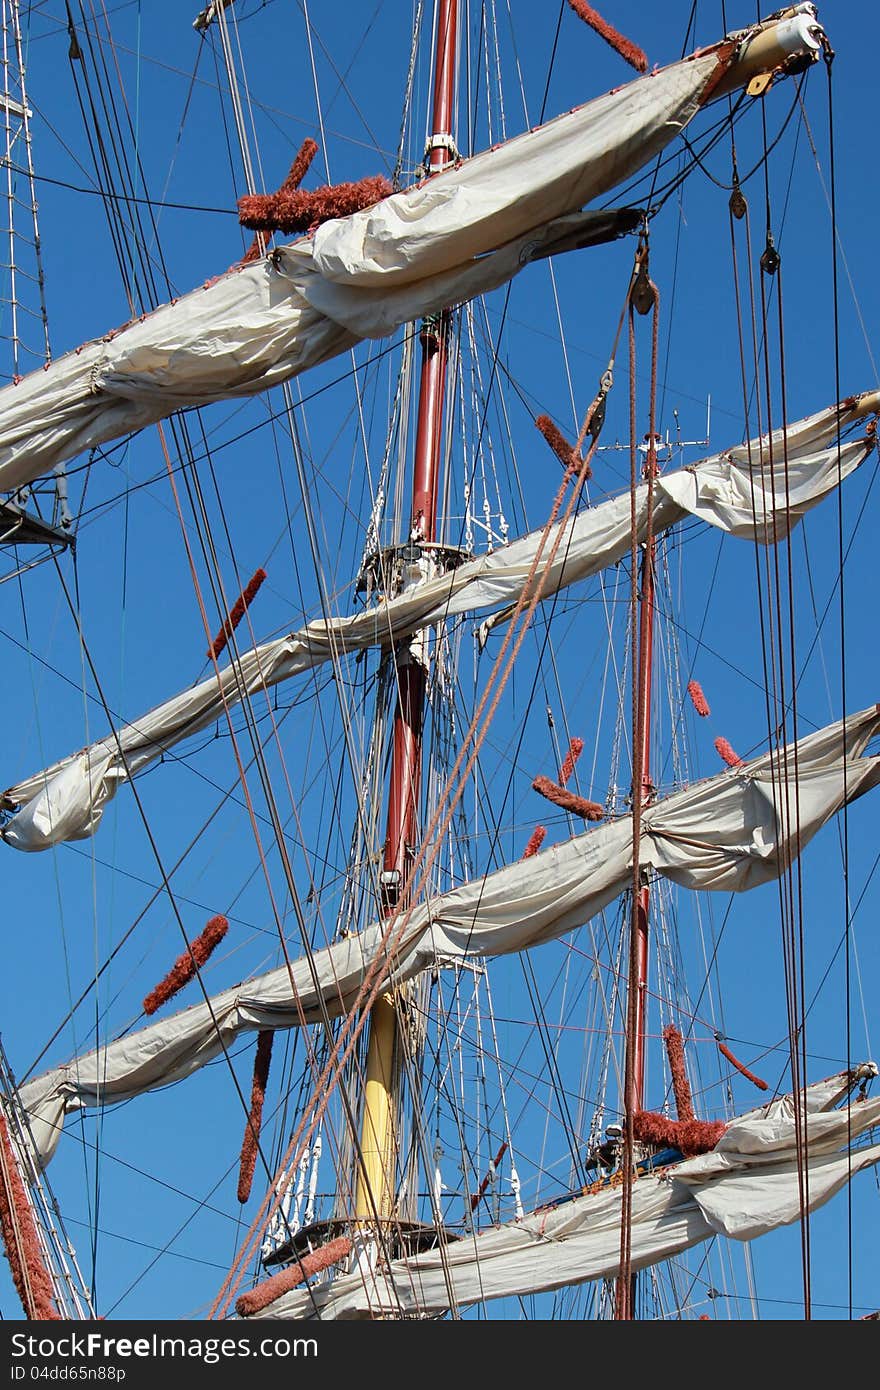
[{"x1": 355, "y1": 0, "x2": 459, "y2": 1235}]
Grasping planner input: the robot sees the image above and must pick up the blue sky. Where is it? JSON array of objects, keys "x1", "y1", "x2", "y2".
[{"x1": 0, "y1": 0, "x2": 877, "y2": 1321}]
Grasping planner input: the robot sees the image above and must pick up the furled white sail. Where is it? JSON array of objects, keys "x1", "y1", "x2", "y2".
[
  {"x1": 244, "y1": 1067, "x2": 880, "y2": 1318},
  {"x1": 0, "y1": 11, "x2": 821, "y2": 498},
  {"x1": 18, "y1": 705, "x2": 880, "y2": 1166},
  {"x1": 2, "y1": 395, "x2": 874, "y2": 853}
]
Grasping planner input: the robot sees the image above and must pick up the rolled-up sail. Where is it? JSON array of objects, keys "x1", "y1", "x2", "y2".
[
  {"x1": 18, "y1": 704, "x2": 880, "y2": 1165},
  {"x1": 0, "y1": 12, "x2": 822, "y2": 497},
  {"x1": 242, "y1": 1067, "x2": 880, "y2": 1319},
  {"x1": 2, "y1": 394, "x2": 875, "y2": 853}
]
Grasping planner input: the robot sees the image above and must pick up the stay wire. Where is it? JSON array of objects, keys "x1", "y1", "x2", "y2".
[{"x1": 824, "y1": 42, "x2": 854, "y2": 1322}]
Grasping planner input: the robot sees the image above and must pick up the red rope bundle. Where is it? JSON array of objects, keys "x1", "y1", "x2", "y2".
[
  {"x1": 687, "y1": 679, "x2": 710, "y2": 718},
  {"x1": 718, "y1": 1041, "x2": 768, "y2": 1092},
  {"x1": 0, "y1": 1110, "x2": 59, "y2": 1319},
  {"x1": 240, "y1": 139, "x2": 319, "y2": 264},
  {"x1": 633, "y1": 1112, "x2": 726, "y2": 1157},
  {"x1": 566, "y1": 0, "x2": 648, "y2": 73},
  {"x1": 535, "y1": 415, "x2": 590, "y2": 479},
  {"x1": 521, "y1": 825, "x2": 547, "y2": 859},
  {"x1": 142, "y1": 914, "x2": 229, "y2": 1016},
  {"x1": 238, "y1": 175, "x2": 392, "y2": 236},
  {"x1": 207, "y1": 568, "x2": 267, "y2": 661},
  {"x1": 663, "y1": 1024, "x2": 695, "y2": 1123},
  {"x1": 533, "y1": 774, "x2": 604, "y2": 821},
  {"x1": 714, "y1": 736, "x2": 743, "y2": 768},
  {"x1": 237, "y1": 1031, "x2": 275, "y2": 1204},
  {"x1": 559, "y1": 736, "x2": 584, "y2": 786},
  {"x1": 236, "y1": 1236, "x2": 352, "y2": 1316}
]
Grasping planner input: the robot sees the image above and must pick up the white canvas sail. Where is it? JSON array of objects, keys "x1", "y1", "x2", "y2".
[
  {"x1": 2, "y1": 395, "x2": 874, "y2": 853},
  {"x1": 244, "y1": 1069, "x2": 880, "y2": 1318},
  {"x1": 17, "y1": 704, "x2": 880, "y2": 1166},
  {"x1": 0, "y1": 13, "x2": 821, "y2": 498}
]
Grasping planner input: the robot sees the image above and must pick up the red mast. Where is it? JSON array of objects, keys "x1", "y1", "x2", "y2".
[{"x1": 354, "y1": 0, "x2": 458, "y2": 1229}]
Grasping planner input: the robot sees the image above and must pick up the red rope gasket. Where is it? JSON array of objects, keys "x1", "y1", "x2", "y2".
[
  {"x1": 633, "y1": 1111, "x2": 726, "y2": 1156},
  {"x1": 566, "y1": 0, "x2": 648, "y2": 74},
  {"x1": 521, "y1": 825, "x2": 547, "y2": 859},
  {"x1": 0, "y1": 1109, "x2": 59, "y2": 1319},
  {"x1": 238, "y1": 175, "x2": 392, "y2": 236},
  {"x1": 714, "y1": 735, "x2": 743, "y2": 768},
  {"x1": 662, "y1": 1024, "x2": 695, "y2": 1123},
  {"x1": 718, "y1": 1041, "x2": 769, "y2": 1091},
  {"x1": 687, "y1": 679, "x2": 711, "y2": 717},
  {"x1": 142, "y1": 915, "x2": 229, "y2": 1016},
  {"x1": 207, "y1": 568, "x2": 267, "y2": 661},
  {"x1": 533, "y1": 774, "x2": 604, "y2": 821},
  {"x1": 236, "y1": 1236, "x2": 352, "y2": 1316}
]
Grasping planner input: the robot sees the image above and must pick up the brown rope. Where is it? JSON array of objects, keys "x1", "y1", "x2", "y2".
[
  {"x1": 535, "y1": 414, "x2": 589, "y2": 477},
  {"x1": 714, "y1": 736, "x2": 743, "y2": 768},
  {"x1": 632, "y1": 1112, "x2": 725, "y2": 1156},
  {"x1": 559, "y1": 736, "x2": 584, "y2": 786},
  {"x1": 521, "y1": 825, "x2": 547, "y2": 859}
]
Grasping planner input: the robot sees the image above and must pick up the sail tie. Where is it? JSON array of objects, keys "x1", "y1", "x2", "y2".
[
  {"x1": 235, "y1": 1236, "x2": 353, "y2": 1317},
  {"x1": 535, "y1": 415, "x2": 591, "y2": 479},
  {"x1": 238, "y1": 140, "x2": 318, "y2": 266},
  {"x1": 207, "y1": 567, "x2": 267, "y2": 660},
  {"x1": 237, "y1": 1031, "x2": 275, "y2": 1205},
  {"x1": 532, "y1": 775, "x2": 604, "y2": 822},
  {"x1": 632, "y1": 1025, "x2": 726, "y2": 1158},
  {"x1": 687, "y1": 679, "x2": 711, "y2": 718},
  {"x1": 717, "y1": 1039, "x2": 769, "y2": 1092},
  {"x1": 714, "y1": 736, "x2": 744, "y2": 768},
  {"x1": 142, "y1": 914, "x2": 229, "y2": 1016},
  {"x1": 238, "y1": 174, "x2": 392, "y2": 237},
  {"x1": 0, "y1": 1108, "x2": 60, "y2": 1319},
  {"x1": 566, "y1": 1, "x2": 648, "y2": 74}
]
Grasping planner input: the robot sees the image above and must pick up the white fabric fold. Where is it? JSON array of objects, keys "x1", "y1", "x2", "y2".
[
  {"x1": 3, "y1": 398, "x2": 873, "y2": 853},
  {"x1": 17, "y1": 705, "x2": 880, "y2": 1166},
  {"x1": 246, "y1": 1070, "x2": 880, "y2": 1318}
]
